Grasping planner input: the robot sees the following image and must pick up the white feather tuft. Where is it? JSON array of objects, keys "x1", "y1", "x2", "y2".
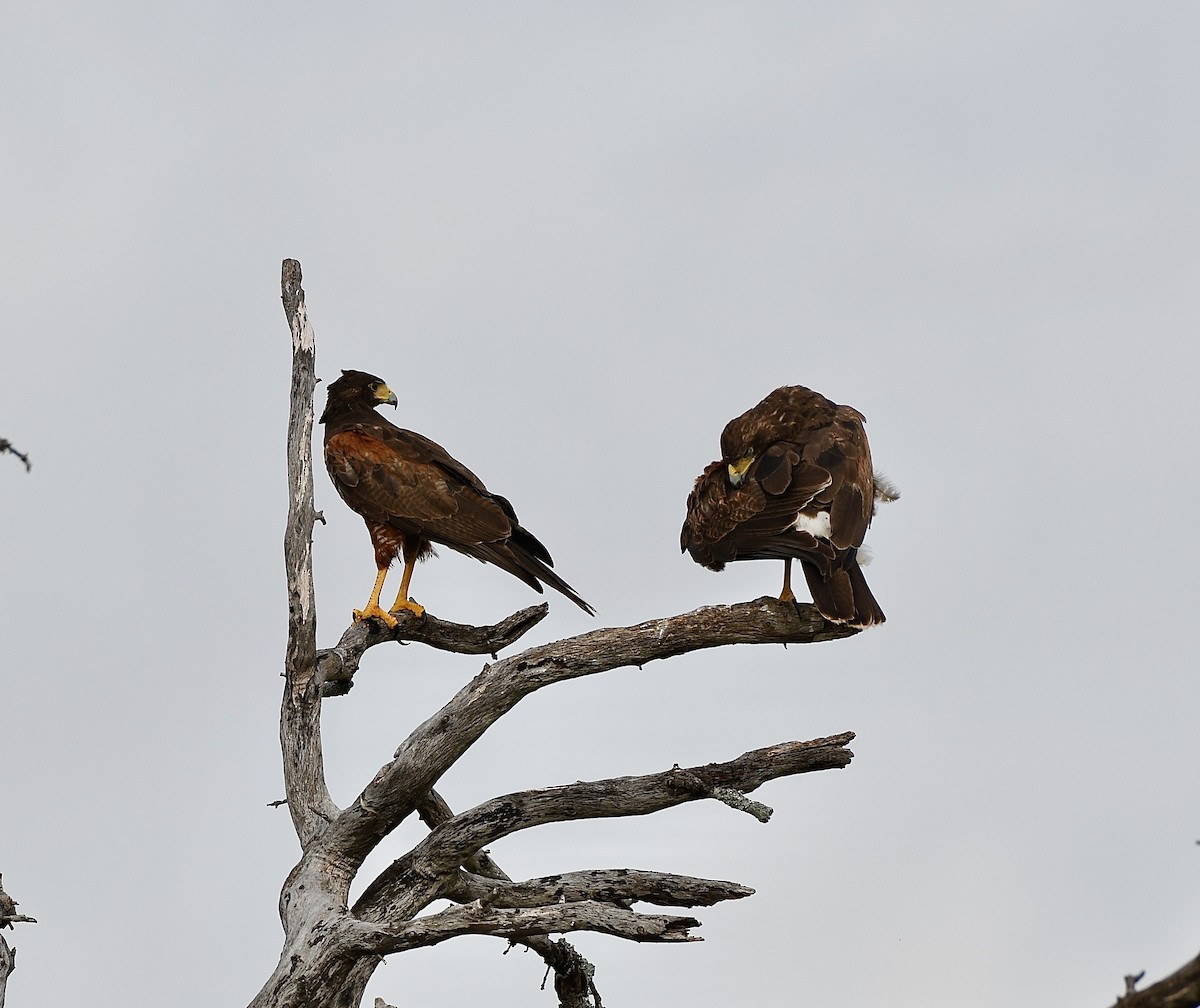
[
  {"x1": 793, "y1": 510, "x2": 832, "y2": 539},
  {"x1": 873, "y1": 472, "x2": 900, "y2": 503}
]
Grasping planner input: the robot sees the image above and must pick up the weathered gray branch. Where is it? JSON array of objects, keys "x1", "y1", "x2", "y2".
[
  {"x1": 321, "y1": 601, "x2": 857, "y2": 875},
  {"x1": 537, "y1": 939, "x2": 602, "y2": 1008},
  {"x1": 449, "y1": 868, "x2": 754, "y2": 910},
  {"x1": 709, "y1": 785, "x2": 774, "y2": 822},
  {"x1": 354, "y1": 735, "x2": 852, "y2": 922},
  {"x1": 367, "y1": 900, "x2": 702, "y2": 956},
  {"x1": 315, "y1": 604, "x2": 550, "y2": 696},
  {"x1": 1112, "y1": 951, "x2": 1200, "y2": 1008}
]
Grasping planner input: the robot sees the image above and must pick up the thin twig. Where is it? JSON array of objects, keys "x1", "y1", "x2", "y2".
[{"x1": 0, "y1": 439, "x2": 31, "y2": 472}]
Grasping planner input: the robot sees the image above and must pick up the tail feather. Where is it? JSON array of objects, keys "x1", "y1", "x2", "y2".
[
  {"x1": 471, "y1": 540, "x2": 596, "y2": 616},
  {"x1": 800, "y1": 555, "x2": 884, "y2": 628}
]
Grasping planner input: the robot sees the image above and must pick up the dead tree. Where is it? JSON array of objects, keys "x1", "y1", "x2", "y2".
[{"x1": 252, "y1": 259, "x2": 862, "y2": 1008}]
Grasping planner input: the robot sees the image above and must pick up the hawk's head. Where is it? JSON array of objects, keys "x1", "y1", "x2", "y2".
[
  {"x1": 320, "y1": 369, "x2": 398, "y2": 422},
  {"x1": 726, "y1": 447, "x2": 756, "y2": 486}
]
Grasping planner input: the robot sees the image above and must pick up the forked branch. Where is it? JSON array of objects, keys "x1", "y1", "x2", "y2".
[{"x1": 322, "y1": 604, "x2": 857, "y2": 873}]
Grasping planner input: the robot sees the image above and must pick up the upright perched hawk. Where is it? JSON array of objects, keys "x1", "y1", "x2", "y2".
[
  {"x1": 681, "y1": 385, "x2": 895, "y2": 628},
  {"x1": 321, "y1": 370, "x2": 594, "y2": 626}
]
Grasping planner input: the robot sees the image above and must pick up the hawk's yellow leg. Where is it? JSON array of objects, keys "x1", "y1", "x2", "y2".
[
  {"x1": 354, "y1": 567, "x2": 399, "y2": 628},
  {"x1": 388, "y1": 554, "x2": 426, "y2": 618},
  {"x1": 779, "y1": 558, "x2": 796, "y2": 603}
]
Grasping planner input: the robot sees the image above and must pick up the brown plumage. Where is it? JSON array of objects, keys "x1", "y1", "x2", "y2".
[
  {"x1": 681, "y1": 385, "x2": 895, "y2": 628},
  {"x1": 321, "y1": 370, "x2": 594, "y2": 626}
]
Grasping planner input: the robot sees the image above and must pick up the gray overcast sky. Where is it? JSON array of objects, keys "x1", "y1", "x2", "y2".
[{"x1": 3, "y1": 3, "x2": 1198, "y2": 1006}]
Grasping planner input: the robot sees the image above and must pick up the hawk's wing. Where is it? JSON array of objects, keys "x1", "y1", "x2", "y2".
[
  {"x1": 325, "y1": 425, "x2": 514, "y2": 548},
  {"x1": 792, "y1": 404, "x2": 875, "y2": 551},
  {"x1": 681, "y1": 447, "x2": 834, "y2": 567}
]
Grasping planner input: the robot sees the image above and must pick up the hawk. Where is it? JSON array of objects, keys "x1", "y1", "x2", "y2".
[
  {"x1": 681, "y1": 385, "x2": 895, "y2": 628},
  {"x1": 321, "y1": 370, "x2": 594, "y2": 626}
]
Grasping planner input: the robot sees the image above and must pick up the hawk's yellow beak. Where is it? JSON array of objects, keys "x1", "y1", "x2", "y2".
[
  {"x1": 373, "y1": 383, "x2": 398, "y2": 408},
  {"x1": 727, "y1": 452, "x2": 754, "y2": 486}
]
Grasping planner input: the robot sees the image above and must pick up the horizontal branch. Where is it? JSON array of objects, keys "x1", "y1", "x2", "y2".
[
  {"x1": 323, "y1": 598, "x2": 858, "y2": 872},
  {"x1": 316, "y1": 605, "x2": 549, "y2": 697},
  {"x1": 362, "y1": 899, "x2": 702, "y2": 955},
  {"x1": 452, "y1": 868, "x2": 754, "y2": 910},
  {"x1": 354, "y1": 733, "x2": 852, "y2": 920}
]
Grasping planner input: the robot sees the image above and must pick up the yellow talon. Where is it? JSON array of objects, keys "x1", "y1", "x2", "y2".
[
  {"x1": 353, "y1": 604, "x2": 399, "y2": 629},
  {"x1": 389, "y1": 597, "x2": 425, "y2": 618}
]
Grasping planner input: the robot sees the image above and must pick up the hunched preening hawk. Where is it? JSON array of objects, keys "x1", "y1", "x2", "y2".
[
  {"x1": 321, "y1": 370, "x2": 594, "y2": 627},
  {"x1": 681, "y1": 385, "x2": 896, "y2": 628}
]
